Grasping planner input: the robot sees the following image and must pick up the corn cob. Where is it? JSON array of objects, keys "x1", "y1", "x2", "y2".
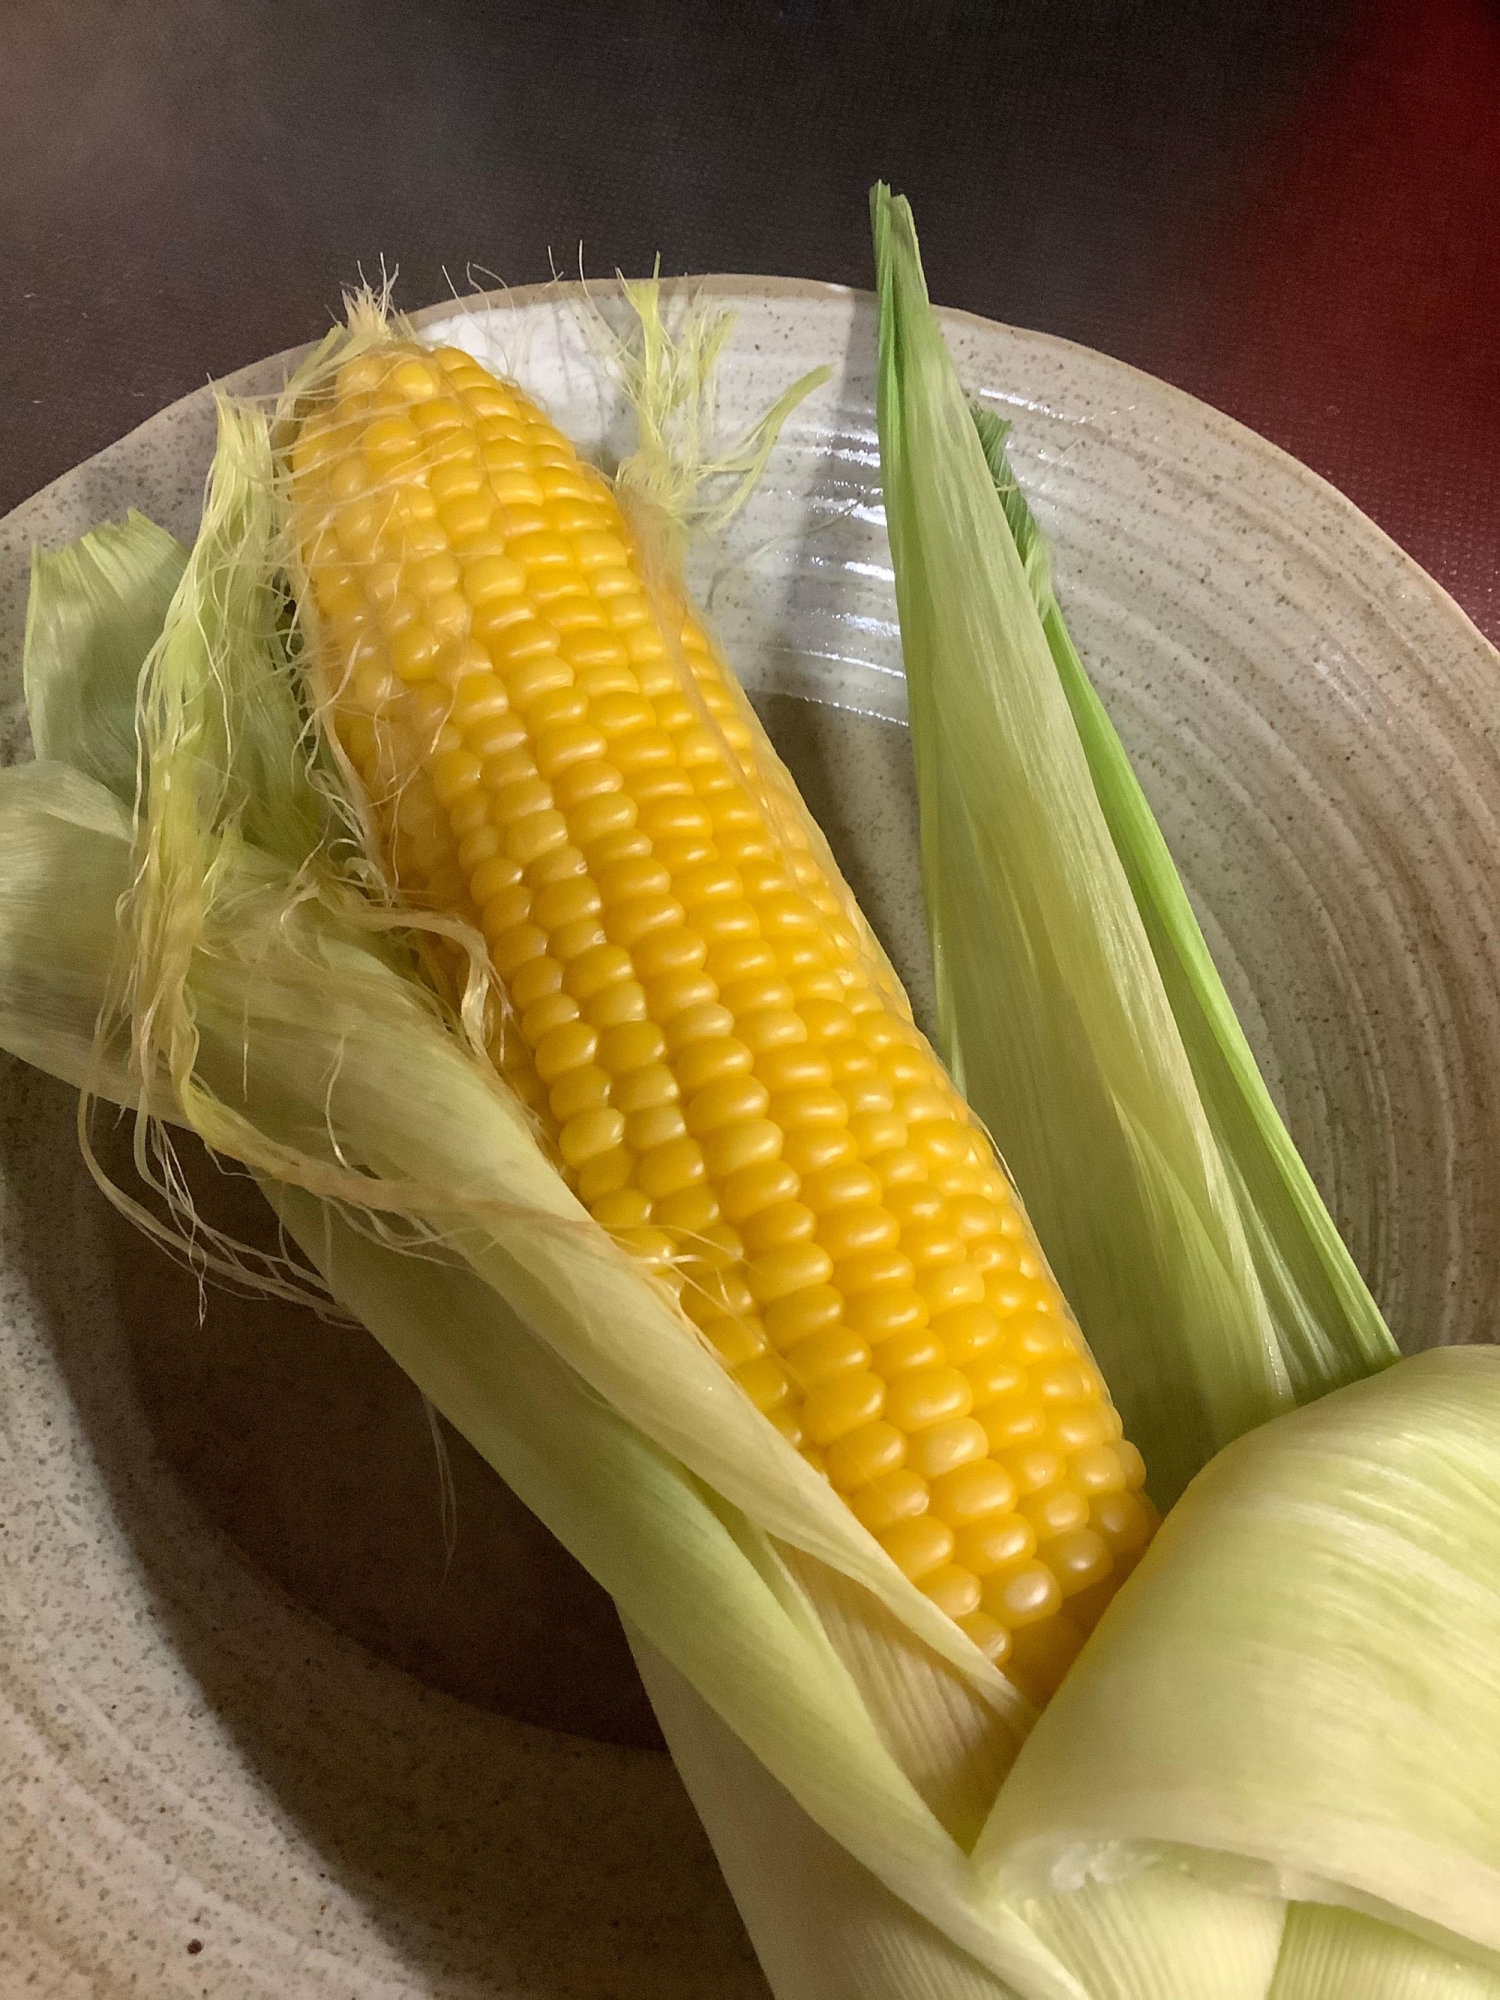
[{"x1": 287, "y1": 334, "x2": 1157, "y2": 1699}]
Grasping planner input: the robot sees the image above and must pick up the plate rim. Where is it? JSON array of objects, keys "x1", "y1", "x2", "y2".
[{"x1": 6, "y1": 273, "x2": 1494, "y2": 675}]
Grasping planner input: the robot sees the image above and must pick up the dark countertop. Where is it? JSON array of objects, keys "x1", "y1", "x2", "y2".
[{"x1": 3, "y1": 0, "x2": 1497, "y2": 640}]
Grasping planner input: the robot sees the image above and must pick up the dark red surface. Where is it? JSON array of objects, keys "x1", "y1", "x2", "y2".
[
  {"x1": 2, "y1": 0, "x2": 1496, "y2": 637},
  {"x1": 1143, "y1": 0, "x2": 1500, "y2": 640}
]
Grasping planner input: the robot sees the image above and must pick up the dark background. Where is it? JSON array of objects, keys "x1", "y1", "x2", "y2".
[{"x1": 3, "y1": 0, "x2": 1498, "y2": 639}]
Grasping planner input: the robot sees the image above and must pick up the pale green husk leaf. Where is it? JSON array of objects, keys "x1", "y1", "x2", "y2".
[
  {"x1": 1269, "y1": 1906, "x2": 1500, "y2": 1999},
  {"x1": 1019, "y1": 1869, "x2": 1286, "y2": 2000},
  {"x1": 633, "y1": 1636, "x2": 1026, "y2": 2000},
  {"x1": 965, "y1": 401, "x2": 1395, "y2": 1407},
  {"x1": 23, "y1": 510, "x2": 185, "y2": 803},
  {"x1": 872, "y1": 183, "x2": 1292, "y2": 1508}
]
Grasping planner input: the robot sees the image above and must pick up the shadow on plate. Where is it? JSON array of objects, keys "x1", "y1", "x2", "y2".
[{"x1": 3, "y1": 1070, "x2": 768, "y2": 1996}]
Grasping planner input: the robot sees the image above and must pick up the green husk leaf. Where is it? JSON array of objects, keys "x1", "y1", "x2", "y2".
[
  {"x1": 979, "y1": 1346, "x2": 1500, "y2": 1968},
  {"x1": 1019, "y1": 1869, "x2": 1285, "y2": 2000},
  {"x1": 634, "y1": 1638, "x2": 1026, "y2": 2000},
  {"x1": 1269, "y1": 1906, "x2": 1500, "y2": 2000},
  {"x1": 23, "y1": 510, "x2": 186, "y2": 804},
  {"x1": 872, "y1": 183, "x2": 1291, "y2": 1505},
  {"x1": 270, "y1": 1180, "x2": 1067, "y2": 1998},
  {"x1": 0, "y1": 760, "x2": 144, "y2": 1100},
  {"x1": 966, "y1": 401, "x2": 1396, "y2": 1406}
]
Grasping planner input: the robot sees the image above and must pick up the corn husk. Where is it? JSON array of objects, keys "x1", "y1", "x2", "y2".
[
  {"x1": 963, "y1": 400, "x2": 1395, "y2": 1415},
  {"x1": 1269, "y1": 1907, "x2": 1500, "y2": 2000},
  {"x1": 982, "y1": 1346, "x2": 1500, "y2": 1982},
  {"x1": 23, "y1": 509, "x2": 185, "y2": 799},
  {"x1": 871, "y1": 184, "x2": 1398, "y2": 1512}
]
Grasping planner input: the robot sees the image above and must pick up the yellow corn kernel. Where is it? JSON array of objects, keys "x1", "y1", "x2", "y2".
[
  {"x1": 761, "y1": 1285, "x2": 843, "y2": 1352},
  {"x1": 1046, "y1": 1527, "x2": 1114, "y2": 1597},
  {"x1": 627, "y1": 1104, "x2": 689, "y2": 1153},
  {"x1": 747, "y1": 1240, "x2": 835, "y2": 1305},
  {"x1": 549, "y1": 1064, "x2": 611, "y2": 1121},
  {"x1": 956, "y1": 1610, "x2": 1012, "y2": 1669},
  {"x1": 800, "y1": 1160, "x2": 881, "y2": 1211},
  {"x1": 906, "y1": 1417, "x2": 990, "y2": 1483},
  {"x1": 1069, "y1": 1442, "x2": 1130, "y2": 1497},
  {"x1": 801, "y1": 1370, "x2": 885, "y2": 1445},
  {"x1": 611, "y1": 1061, "x2": 678, "y2": 1115},
  {"x1": 591, "y1": 1187, "x2": 653, "y2": 1230},
  {"x1": 983, "y1": 1561, "x2": 1063, "y2": 1629},
  {"x1": 784, "y1": 1327, "x2": 872, "y2": 1392},
  {"x1": 1092, "y1": 1489, "x2": 1158, "y2": 1556},
  {"x1": 881, "y1": 1514, "x2": 956, "y2": 1581},
  {"x1": 686, "y1": 1074, "x2": 771, "y2": 1136},
  {"x1": 720, "y1": 1159, "x2": 801, "y2": 1223},
  {"x1": 919, "y1": 1564, "x2": 983, "y2": 1622},
  {"x1": 782, "y1": 1127, "x2": 857, "y2": 1176},
  {"x1": 875, "y1": 1326, "x2": 948, "y2": 1377},
  {"x1": 850, "y1": 1468, "x2": 930, "y2": 1534},
  {"x1": 736, "y1": 1354, "x2": 792, "y2": 1413},
  {"x1": 981, "y1": 1402, "x2": 1049, "y2": 1455},
  {"x1": 740, "y1": 1200, "x2": 817, "y2": 1254},
  {"x1": 956, "y1": 1513, "x2": 1036, "y2": 1577},
  {"x1": 1117, "y1": 1441, "x2": 1150, "y2": 1491},
  {"x1": 825, "y1": 1420, "x2": 906, "y2": 1493},
  {"x1": 838, "y1": 1247, "x2": 917, "y2": 1297},
  {"x1": 653, "y1": 1184, "x2": 721, "y2": 1235},
  {"x1": 885, "y1": 1366, "x2": 974, "y2": 1434},
  {"x1": 1003, "y1": 1444, "x2": 1067, "y2": 1497},
  {"x1": 847, "y1": 1290, "x2": 929, "y2": 1344},
  {"x1": 817, "y1": 1205, "x2": 901, "y2": 1262},
  {"x1": 558, "y1": 1107, "x2": 625, "y2": 1166},
  {"x1": 1049, "y1": 1404, "x2": 1116, "y2": 1453},
  {"x1": 1020, "y1": 1486, "x2": 1091, "y2": 1541},
  {"x1": 291, "y1": 333, "x2": 1157, "y2": 1698},
  {"x1": 935, "y1": 1305, "x2": 1002, "y2": 1364},
  {"x1": 638, "y1": 1136, "x2": 707, "y2": 1199},
  {"x1": 533, "y1": 1018, "x2": 598, "y2": 1083},
  {"x1": 701, "y1": 1316, "x2": 768, "y2": 1369},
  {"x1": 929, "y1": 1458, "x2": 1017, "y2": 1527},
  {"x1": 1006, "y1": 1614, "x2": 1085, "y2": 1704}
]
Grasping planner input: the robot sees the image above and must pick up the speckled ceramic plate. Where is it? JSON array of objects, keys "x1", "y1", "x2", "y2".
[{"x1": 1, "y1": 279, "x2": 1497, "y2": 1997}]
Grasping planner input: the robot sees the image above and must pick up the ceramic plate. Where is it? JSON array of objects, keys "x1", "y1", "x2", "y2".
[{"x1": 1, "y1": 279, "x2": 1497, "y2": 1997}]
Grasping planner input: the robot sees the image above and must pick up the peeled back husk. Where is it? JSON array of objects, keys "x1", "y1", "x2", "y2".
[
  {"x1": 980, "y1": 1346, "x2": 1500, "y2": 1985},
  {"x1": 871, "y1": 182, "x2": 1399, "y2": 1515}
]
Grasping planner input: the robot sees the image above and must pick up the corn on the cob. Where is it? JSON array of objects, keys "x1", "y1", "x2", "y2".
[{"x1": 288, "y1": 336, "x2": 1157, "y2": 1697}]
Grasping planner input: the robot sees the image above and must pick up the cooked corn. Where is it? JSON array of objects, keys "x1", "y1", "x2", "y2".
[{"x1": 288, "y1": 336, "x2": 1157, "y2": 1697}]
